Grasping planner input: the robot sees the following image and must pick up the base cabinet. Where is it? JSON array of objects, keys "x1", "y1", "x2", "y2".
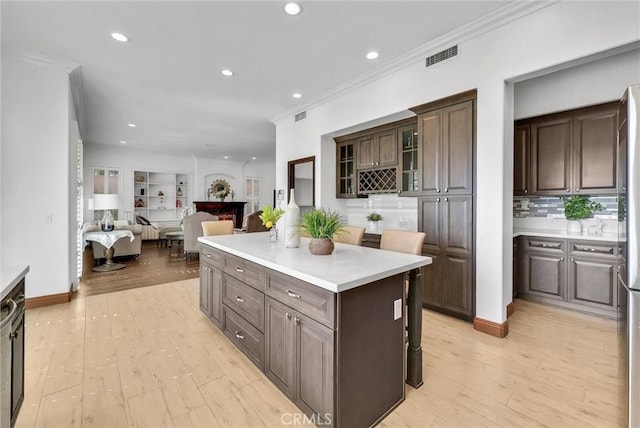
[
  {"x1": 199, "y1": 261, "x2": 223, "y2": 328},
  {"x1": 519, "y1": 237, "x2": 618, "y2": 317}
]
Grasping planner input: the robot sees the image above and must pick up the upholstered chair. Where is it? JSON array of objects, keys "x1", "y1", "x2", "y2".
[
  {"x1": 183, "y1": 212, "x2": 219, "y2": 260},
  {"x1": 202, "y1": 220, "x2": 234, "y2": 236},
  {"x1": 333, "y1": 226, "x2": 365, "y2": 246},
  {"x1": 245, "y1": 210, "x2": 269, "y2": 233}
]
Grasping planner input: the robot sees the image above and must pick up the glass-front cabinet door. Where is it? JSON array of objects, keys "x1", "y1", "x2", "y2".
[
  {"x1": 336, "y1": 139, "x2": 356, "y2": 198},
  {"x1": 397, "y1": 123, "x2": 419, "y2": 195}
]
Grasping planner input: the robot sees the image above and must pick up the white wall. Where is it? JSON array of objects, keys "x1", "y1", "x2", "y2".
[
  {"x1": 274, "y1": 1, "x2": 640, "y2": 325},
  {"x1": 1, "y1": 53, "x2": 75, "y2": 298},
  {"x1": 515, "y1": 48, "x2": 640, "y2": 119}
]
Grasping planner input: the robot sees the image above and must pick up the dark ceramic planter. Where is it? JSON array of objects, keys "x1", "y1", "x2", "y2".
[{"x1": 308, "y1": 238, "x2": 334, "y2": 255}]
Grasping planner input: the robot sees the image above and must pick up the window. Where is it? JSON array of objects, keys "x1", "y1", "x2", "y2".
[{"x1": 245, "y1": 177, "x2": 261, "y2": 213}]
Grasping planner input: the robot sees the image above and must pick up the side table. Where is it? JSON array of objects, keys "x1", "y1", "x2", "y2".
[{"x1": 84, "y1": 230, "x2": 135, "y2": 272}]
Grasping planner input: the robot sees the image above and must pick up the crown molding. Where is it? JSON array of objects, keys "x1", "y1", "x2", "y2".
[
  {"x1": 269, "y1": 0, "x2": 557, "y2": 124},
  {"x1": 4, "y1": 47, "x2": 80, "y2": 72}
]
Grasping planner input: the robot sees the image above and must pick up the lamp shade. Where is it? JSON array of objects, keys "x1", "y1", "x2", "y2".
[{"x1": 93, "y1": 194, "x2": 120, "y2": 210}]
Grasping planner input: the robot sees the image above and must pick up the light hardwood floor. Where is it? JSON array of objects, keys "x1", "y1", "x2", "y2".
[{"x1": 17, "y1": 279, "x2": 623, "y2": 427}]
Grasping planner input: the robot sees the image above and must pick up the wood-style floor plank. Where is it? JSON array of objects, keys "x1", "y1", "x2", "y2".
[{"x1": 17, "y1": 280, "x2": 624, "y2": 428}]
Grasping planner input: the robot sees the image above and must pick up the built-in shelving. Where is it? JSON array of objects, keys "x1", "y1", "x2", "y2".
[{"x1": 134, "y1": 171, "x2": 190, "y2": 222}]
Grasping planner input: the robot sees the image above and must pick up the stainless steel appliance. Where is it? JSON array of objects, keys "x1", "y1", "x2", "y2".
[
  {"x1": 0, "y1": 280, "x2": 25, "y2": 428},
  {"x1": 619, "y1": 84, "x2": 640, "y2": 427}
]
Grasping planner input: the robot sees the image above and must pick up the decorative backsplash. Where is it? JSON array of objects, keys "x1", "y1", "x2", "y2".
[{"x1": 513, "y1": 195, "x2": 619, "y2": 218}]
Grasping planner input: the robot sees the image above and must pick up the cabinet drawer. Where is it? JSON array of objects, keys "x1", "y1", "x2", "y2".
[
  {"x1": 524, "y1": 237, "x2": 565, "y2": 253},
  {"x1": 265, "y1": 270, "x2": 336, "y2": 328},
  {"x1": 223, "y1": 274, "x2": 265, "y2": 331},
  {"x1": 223, "y1": 308, "x2": 264, "y2": 370},
  {"x1": 223, "y1": 253, "x2": 265, "y2": 291},
  {"x1": 200, "y1": 245, "x2": 224, "y2": 268},
  {"x1": 568, "y1": 240, "x2": 616, "y2": 259}
]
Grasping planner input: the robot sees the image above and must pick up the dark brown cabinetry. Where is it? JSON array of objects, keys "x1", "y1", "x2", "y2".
[
  {"x1": 419, "y1": 195, "x2": 473, "y2": 319},
  {"x1": 513, "y1": 123, "x2": 530, "y2": 196},
  {"x1": 336, "y1": 139, "x2": 356, "y2": 198},
  {"x1": 513, "y1": 237, "x2": 521, "y2": 297},
  {"x1": 357, "y1": 130, "x2": 397, "y2": 170},
  {"x1": 397, "y1": 123, "x2": 419, "y2": 195},
  {"x1": 416, "y1": 100, "x2": 473, "y2": 196},
  {"x1": 519, "y1": 102, "x2": 618, "y2": 196},
  {"x1": 519, "y1": 237, "x2": 617, "y2": 317}
]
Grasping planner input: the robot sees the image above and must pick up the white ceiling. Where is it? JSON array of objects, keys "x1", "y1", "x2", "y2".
[{"x1": 2, "y1": 1, "x2": 513, "y2": 162}]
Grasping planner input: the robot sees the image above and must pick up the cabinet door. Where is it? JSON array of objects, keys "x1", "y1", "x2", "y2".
[
  {"x1": 376, "y1": 129, "x2": 397, "y2": 167},
  {"x1": 264, "y1": 298, "x2": 296, "y2": 399},
  {"x1": 421, "y1": 250, "x2": 441, "y2": 307},
  {"x1": 199, "y1": 265, "x2": 211, "y2": 317},
  {"x1": 442, "y1": 100, "x2": 473, "y2": 195},
  {"x1": 397, "y1": 124, "x2": 419, "y2": 195},
  {"x1": 210, "y1": 266, "x2": 223, "y2": 328},
  {"x1": 573, "y1": 106, "x2": 618, "y2": 194},
  {"x1": 418, "y1": 109, "x2": 442, "y2": 195},
  {"x1": 336, "y1": 140, "x2": 356, "y2": 198},
  {"x1": 531, "y1": 117, "x2": 572, "y2": 195},
  {"x1": 523, "y1": 252, "x2": 565, "y2": 300},
  {"x1": 514, "y1": 123, "x2": 530, "y2": 196},
  {"x1": 295, "y1": 313, "x2": 334, "y2": 423},
  {"x1": 440, "y1": 255, "x2": 473, "y2": 317},
  {"x1": 357, "y1": 135, "x2": 376, "y2": 169},
  {"x1": 418, "y1": 197, "x2": 442, "y2": 253},
  {"x1": 441, "y1": 195, "x2": 472, "y2": 257},
  {"x1": 568, "y1": 257, "x2": 617, "y2": 309}
]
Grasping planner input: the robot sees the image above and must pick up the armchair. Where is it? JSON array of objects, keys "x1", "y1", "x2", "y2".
[{"x1": 183, "y1": 211, "x2": 219, "y2": 260}]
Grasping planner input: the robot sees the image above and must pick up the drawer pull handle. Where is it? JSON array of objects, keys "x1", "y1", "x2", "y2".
[
  {"x1": 236, "y1": 267, "x2": 245, "y2": 273},
  {"x1": 286, "y1": 290, "x2": 301, "y2": 299},
  {"x1": 235, "y1": 331, "x2": 244, "y2": 340},
  {"x1": 205, "y1": 254, "x2": 212, "y2": 258},
  {"x1": 235, "y1": 296, "x2": 245, "y2": 303}
]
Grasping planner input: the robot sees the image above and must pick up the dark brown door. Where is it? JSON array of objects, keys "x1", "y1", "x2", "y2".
[
  {"x1": 514, "y1": 122, "x2": 530, "y2": 196},
  {"x1": 295, "y1": 313, "x2": 333, "y2": 423},
  {"x1": 441, "y1": 196, "x2": 472, "y2": 257},
  {"x1": 264, "y1": 297, "x2": 296, "y2": 399},
  {"x1": 531, "y1": 116, "x2": 572, "y2": 195},
  {"x1": 357, "y1": 135, "x2": 376, "y2": 169},
  {"x1": 418, "y1": 109, "x2": 442, "y2": 195},
  {"x1": 336, "y1": 140, "x2": 356, "y2": 198},
  {"x1": 440, "y1": 255, "x2": 473, "y2": 316},
  {"x1": 442, "y1": 100, "x2": 473, "y2": 195},
  {"x1": 421, "y1": 251, "x2": 441, "y2": 307},
  {"x1": 573, "y1": 105, "x2": 618, "y2": 194},
  {"x1": 418, "y1": 197, "x2": 442, "y2": 253},
  {"x1": 376, "y1": 129, "x2": 397, "y2": 167}
]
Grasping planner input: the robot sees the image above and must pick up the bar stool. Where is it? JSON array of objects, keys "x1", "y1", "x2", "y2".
[
  {"x1": 201, "y1": 220, "x2": 234, "y2": 236},
  {"x1": 333, "y1": 226, "x2": 365, "y2": 246},
  {"x1": 380, "y1": 229, "x2": 426, "y2": 388}
]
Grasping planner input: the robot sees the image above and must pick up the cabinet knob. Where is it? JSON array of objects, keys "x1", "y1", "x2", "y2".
[
  {"x1": 566, "y1": 188, "x2": 570, "y2": 192},
  {"x1": 444, "y1": 188, "x2": 449, "y2": 193},
  {"x1": 444, "y1": 197, "x2": 449, "y2": 202},
  {"x1": 571, "y1": 258, "x2": 575, "y2": 262},
  {"x1": 436, "y1": 188, "x2": 441, "y2": 193},
  {"x1": 560, "y1": 257, "x2": 564, "y2": 261},
  {"x1": 436, "y1": 198, "x2": 440, "y2": 202},
  {"x1": 294, "y1": 317, "x2": 300, "y2": 326},
  {"x1": 9, "y1": 331, "x2": 18, "y2": 340},
  {"x1": 524, "y1": 189, "x2": 528, "y2": 194},
  {"x1": 576, "y1": 188, "x2": 580, "y2": 192},
  {"x1": 286, "y1": 312, "x2": 291, "y2": 320}
]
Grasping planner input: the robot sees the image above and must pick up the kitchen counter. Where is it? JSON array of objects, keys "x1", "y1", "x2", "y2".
[
  {"x1": 513, "y1": 228, "x2": 620, "y2": 242},
  {"x1": 198, "y1": 232, "x2": 431, "y2": 293},
  {"x1": 1, "y1": 265, "x2": 29, "y2": 301}
]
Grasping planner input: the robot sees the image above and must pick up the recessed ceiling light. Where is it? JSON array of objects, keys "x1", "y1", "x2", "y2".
[
  {"x1": 366, "y1": 51, "x2": 379, "y2": 60},
  {"x1": 221, "y1": 69, "x2": 234, "y2": 77},
  {"x1": 224, "y1": 155, "x2": 229, "y2": 159},
  {"x1": 110, "y1": 32, "x2": 129, "y2": 42},
  {"x1": 127, "y1": 123, "x2": 136, "y2": 128},
  {"x1": 120, "y1": 140, "x2": 127, "y2": 144},
  {"x1": 252, "y1": 156, "x2": 257, "y2": 160},
  {"x1": 293, "y1": 93, "x2": 302, "y2": 99},
  {"x1": 284, "y1": 2, "x2": 302, "y2": 15}
]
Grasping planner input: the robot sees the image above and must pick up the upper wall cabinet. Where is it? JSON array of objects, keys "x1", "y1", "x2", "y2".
[
  {"x1": 357, "y1": 129, "x2": 397, "y2": 170},
  {"x1": 336, "y1": 139, "x2": 357, "y2": 198},
  {"x1": 522, "y1": 101, "x2": 618, "y2": 196},
  {"x1": 414, "y1": 99, "x2": 474, "y2": 196},
  {"x1": 397, "y1": 123, "x2": 419, "y2": 195}
]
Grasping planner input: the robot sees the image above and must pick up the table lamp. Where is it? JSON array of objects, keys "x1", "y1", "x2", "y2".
[{"x1": 93, "y1": 194, "x2": 120, "y2": 232}]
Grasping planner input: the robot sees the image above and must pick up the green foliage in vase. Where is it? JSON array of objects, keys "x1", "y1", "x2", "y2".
[
  {"x1": 366, "y1": 212, "x2": 383, "y2": 222},
  {"x1": 299, "y1": 209, "x2": 345, "y2": 240},
  {"x1": 259, "y1": 205, "x2": 284, "y2": 229},
  {"x1": 562, "y1": 195, "x2": 604, "y2": 220}
]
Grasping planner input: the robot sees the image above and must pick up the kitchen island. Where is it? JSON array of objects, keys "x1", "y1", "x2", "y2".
[{"x1": 198, "y1": 233, "x2": 431, "y2": 427}]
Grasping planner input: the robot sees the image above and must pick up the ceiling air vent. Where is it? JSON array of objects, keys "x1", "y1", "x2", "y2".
[
  {"x1": 295, "y1": 111, "x2": 306, "y2": 122},
  {"x1": 425, "y1": 45, "x2": 458, "y2": 68}
]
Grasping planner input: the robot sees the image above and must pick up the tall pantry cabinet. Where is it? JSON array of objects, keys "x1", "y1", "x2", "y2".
[{"x1": 410, "y1": 91, "x2": 476, "y2": 320}]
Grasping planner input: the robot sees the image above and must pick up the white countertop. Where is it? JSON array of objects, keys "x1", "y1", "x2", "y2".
[
  {"x1": 1, "y1": 265, "x2": 29, "y2": 301},
  {"x1": 198, "y1": 232, "x2": 431, "y2": 293},
  {"x1": 513, "y1": 228, "x2": 620, "y2": 242}
]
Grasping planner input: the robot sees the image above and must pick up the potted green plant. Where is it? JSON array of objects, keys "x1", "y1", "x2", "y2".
[
  {"x1": 299, "y1": 209, "x2": 345, "y2": 255},
  {"x1": 562, "y1": 195, "x2": 604, "y2": 233},
  {"x1": 366, "y1": 212, "x2": 383, "y2": 232}
]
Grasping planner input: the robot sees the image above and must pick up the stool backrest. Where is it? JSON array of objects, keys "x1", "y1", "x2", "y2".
[
  {"x1": 380, "y1": 230, "x2": 426, "y2": 255},
  {"x1": 202, "y1": 220, "x2": 234, "y2": 236},
  {"x1": 333, "y1": 226, "x2": 365, "y2": 246}
]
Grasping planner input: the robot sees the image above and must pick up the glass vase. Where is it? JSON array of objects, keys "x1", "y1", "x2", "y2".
[{"x1": 269, "y1": 227, "x2": 278, "y2": 243}]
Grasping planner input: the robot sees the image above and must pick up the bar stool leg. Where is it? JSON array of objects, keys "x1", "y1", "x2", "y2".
[{"x1": 406, "y1": 268, "x2": 423, "y2": 388}]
